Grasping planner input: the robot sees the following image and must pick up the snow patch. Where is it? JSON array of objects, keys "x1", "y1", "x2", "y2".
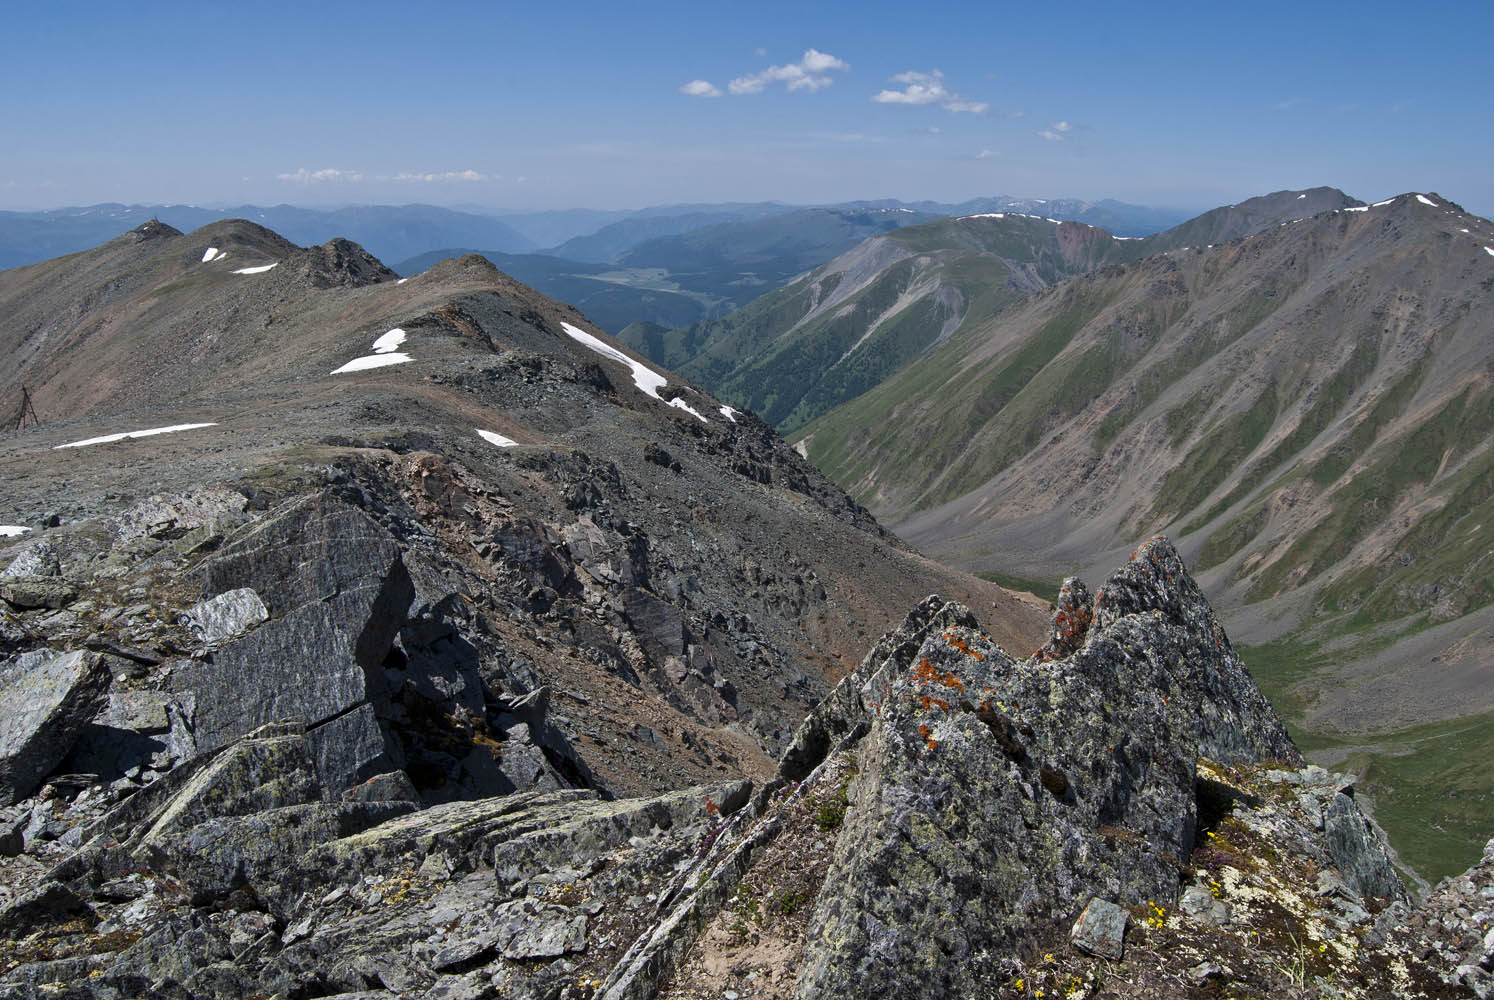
[
  {"x1": 331, "y1": 353, "x2": 413, "y2": 374},
  {"x1": 232, "y1": 263, "x2": 277, "y2": 274},
  {"x1": 1112, "y1": 235, "x2": 1141, "y2": 240},
  {"x1": 1372, "y1": 198, "x2": 1395, "y2": 207},
  {"x1": 561, "y1": 321, "x2": 668, "y2": 401},
  {"x1": 1296, "y1": 193, "x2": 1306, "y2": 199},
  {"x1": 1416, "y1": 194, "x2": 1439, "y2": 206},
  {"x1": 1461, "y1": 228, "x2": 1471, "y2": 233},
  {"x1": 396, "y1": 277, "x2": 409, "y2": 284},
  {"x1": 669, "y1": 398, "x2": 709, "y2": 423},
  {"x1": 1485, "y1": 247, "x2": 1494, "y2": 257},
  {"x1": 476, "y1": 429, "x2": 518, "y2": 448},
  {"x1": 371, "y1": 328, "x2": 406, "y2": 354},
  {"x1": 201, "y1": 246, "x2": 219, "y2": 262},
  {"x1": 1344, "y1": 206, "x2": 1369, "y2": 213},
  {"x1": 0, "y1": 526, "x2": 30, "y2": 537},
  {"x1": 963, "y1": 213, "x2": 1005, "y2": 220},
  {"x1": 55, "y1": 423, "x2": 218, "y2": 450},
  {"x1": 719, "y1": 405, "x2": 739, "y2": 423}
]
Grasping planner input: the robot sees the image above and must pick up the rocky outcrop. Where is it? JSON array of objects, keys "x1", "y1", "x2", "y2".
[
  {"x1": 172, "y1": 495, "x2": 413, "y2": 793},
  {"x1": 793, "y1": 537, "x2": 1302, "y2": 999},
  {"x1": 0, "y1": 527, "x2": 1485, "y2": 999},
  {"x1": 0, "y1": 650, "x2": 110, "y2": 804}
]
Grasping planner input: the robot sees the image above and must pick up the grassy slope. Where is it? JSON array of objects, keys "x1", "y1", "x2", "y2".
[
  {"x1": 1241, "y1": 633, "x2": 1494, "y2": 882},
  {"x1": 797, "y1": 199, "x2": 1494, "y2": 881}
]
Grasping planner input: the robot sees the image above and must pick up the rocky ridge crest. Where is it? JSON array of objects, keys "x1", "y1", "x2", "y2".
[{"x1": 0, "y1": 537, "x2": 1488, "y2": 998}]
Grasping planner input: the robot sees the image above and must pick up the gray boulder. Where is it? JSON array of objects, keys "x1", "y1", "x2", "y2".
[
  {"x1": 180, "y1": 587, "x2": 268, "y2": 644},
  {"x1": 1323, "y1": 790, "x2": 1404, "y2": 901},
  {"x1": 173, "y1": 495, "x2": 413, "y2": 794},
  {"x1": 0, "y1": 649, "x2": 110, "y2": 804}
]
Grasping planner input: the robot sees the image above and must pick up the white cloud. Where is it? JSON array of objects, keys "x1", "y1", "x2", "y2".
[
  {"x1": 276, "y1": 167, "x2": 363, "y2": 183},
  {"x1": 872, "y1": 69, "x2": 986, "y2": 113},
  {"x1": 392, "y1": 169, "x2": 490, "y2": 183},
  {"x1": 924, "y1": 126, "x2": 942, "y2": 134},
  {"x1": 679, "y1": 79, "x2": 722, "y2": 98},
  {"x1": 873, "y1": 69, "x2": 946, "y2": 105},
  {"x1": 1037, "y1": 121, "x2": 1073, "y2": 141},
  {"x1": 728, "y1": 48, "x2": 849, "y2": 95},
  {"x1": 976, "y1": 149, "x2": 1000, "y2": 159}
]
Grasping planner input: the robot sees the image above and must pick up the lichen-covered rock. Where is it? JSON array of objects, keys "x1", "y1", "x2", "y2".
[
  {"x1": 0, "y1": 577, "x2": 78, "y2": 610},
  {"x1": 1070, "y1": 897, "x2": 1128, "y2": 958},
  {"x1": 796, "y1": 537, "x2": 1302, "y2": 999},
  {"x1": 134, "y1": 729, "x2": 323, "y2": 845},
  {"x1": 0, "y1": 649, "x2": 110, "y2": 804},
  {"x1": 1037, "y1": 575, "x2": 1093, "y2": 661},
  {"x1": 1323, "y1": 789, "x2": 1403, "y2": 901}
]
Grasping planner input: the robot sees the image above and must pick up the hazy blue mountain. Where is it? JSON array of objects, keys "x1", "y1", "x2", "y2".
[{"x1": 0, "y1": 203, "x2": 535, "y2": 272}]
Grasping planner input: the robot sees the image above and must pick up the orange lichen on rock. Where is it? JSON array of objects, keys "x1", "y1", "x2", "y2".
[
  {"x1": 943, "y1": 631, "x2": 986, "y2": 662},
  {"x1": 918, "y1": 723, "x2": 938, "y2": 751}
]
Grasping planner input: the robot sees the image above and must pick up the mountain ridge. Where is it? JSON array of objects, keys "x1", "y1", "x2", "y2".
[{"x1": 621, "y1": 188, "x2": 1360, "y2": 434}]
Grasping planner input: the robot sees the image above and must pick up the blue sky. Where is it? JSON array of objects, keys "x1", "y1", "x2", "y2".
[{"x1": 3, "y1": 0, "x2": 1491, "y2": 215}]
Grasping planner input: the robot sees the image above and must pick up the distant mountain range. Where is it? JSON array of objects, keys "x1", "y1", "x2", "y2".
[
  {"x1": 0, "y1": 203, "x2": 537, "y2": 273},
  {"x1": 620, "y1": 188, "x2": 1357, "y2": 431},
  {"x1": 619, "y1": 186, "x2": 1494, "y2": 879},
  {"x1": 1, "y1": 195, "x2": 1190, "y2": 340}
]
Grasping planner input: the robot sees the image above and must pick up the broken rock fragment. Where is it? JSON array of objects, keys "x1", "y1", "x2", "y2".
[{"x1": 0, "y1": 649, "x2": 110, "y2": 804}]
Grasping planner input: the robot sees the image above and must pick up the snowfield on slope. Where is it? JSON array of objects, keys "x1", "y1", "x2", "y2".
[
  {"x1": 332, "y1": 328, "x2": 414, "y2": 374},
  {"x1": 54, "y1": 423, "x2": 219, "y2": 450},
  {"x1": 477, "y1": 429, "x2": 518, "y2": 447},
  {"x1": 330, "y1": 353, "x2": 412, "y2": 374}
]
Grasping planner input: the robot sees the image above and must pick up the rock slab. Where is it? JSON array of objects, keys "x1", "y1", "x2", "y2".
[{"x1": 0, "y1": 649, "x2": 110, "y2": 804}]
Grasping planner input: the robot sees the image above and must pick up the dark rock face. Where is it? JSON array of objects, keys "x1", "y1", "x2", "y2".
[
  {"x1": 795, "y1": 537, "x2": 1301, "y2": 999},
  {"x1": 174, "y1": 495, "x2": 413, "y2": 793},
  {"x1": 0, "y1": 650, "x2": 110, "y2": 804}
]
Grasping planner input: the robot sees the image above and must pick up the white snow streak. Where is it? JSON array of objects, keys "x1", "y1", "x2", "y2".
[
  {"x1": 0, "y1": 526, "x2": 30, "y2": 537},
  {"x1": 371, "y1": 328, "x2": 406, "y2": 354},
  {"x1": 719, "y1": 405, "x2": 739, "y2": 422},
  {"x1": 1461, "y1": 228, "x2": 1471, "y2": 233},
  {"x1": 476, "y1": 429, "x2": 518, "y2": 448},
  {"x1": 397, "y1": 278, "x2": 409, "y2": 284},
  {"x1": 1296, "y1": 193, "x2": 1306, "y2": 199},
  {"x1": 1416, "y1": 194, "x2": 1439, "y2": 206},
  {"x1": 55, "y1": 423, "x2": 218, "y2": 450},
  {"x1": 1344, "y1": 206, "x2": 1369, "y2": 213},
  {"x1": 232, "y1": 263, "x2": 277, "y2": 275},
  {"x1": 963, "y1": 213, "x2": 1006, "y2": 220},
  {"x1": 330, "y1": 353, "x2": 413, "y2": 374},
  {"x1": 561, "y1": 321, "x2": 668, "y2": 400},
  {"x1": 669, "y1": 398, "x2": 709, "y2": 423},
  {"x1": 1372, "y1": 199, "x2": 1396, "y2": 207},
  {"x1": 1112, "y1": 235, "x2": 1141, "y2": 240},
  {"x1": 202, "y1": 247, "x2": 219, "y2": 262},
  {"x1": 1485, "y1": 247, "x2": 1494, "y2": 257}
]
